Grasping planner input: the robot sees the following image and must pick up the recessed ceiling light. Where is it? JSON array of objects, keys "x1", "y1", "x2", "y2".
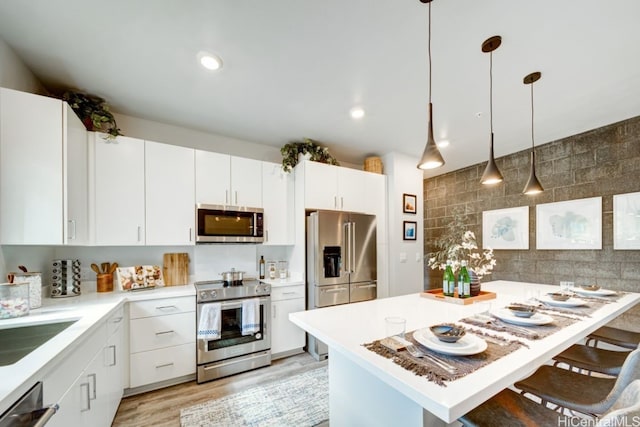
[
  {"x1": 198, "y1": 52, "x2": 223, "y2": 71},
  {"x1": 350, "y1": 107, "x2": 365, "y2": 119}
]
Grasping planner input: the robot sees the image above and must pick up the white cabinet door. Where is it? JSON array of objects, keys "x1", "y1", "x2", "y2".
[
  {"x1": 145, "y1": 141, "x2": 195, "y2": 245},
  {"x1": 337, "y1": 167, "x2": 366, "y2": 212},
  {"x1": 230, "y1": 156, "x2": 262, "y2": 207},
  {"x1": 65, "y1": 104, "x2": 89, "y2": 245},
  {"x1": 47, "y1": 368, "x2": 86, "y2": 427},
  {"x1": 0, "y1": 88, "x2": 63, "y2": 244},
  {"x1": 271, "y1": 297, "x2": 305, "y2": 356},
  {"x1": 195, "y1": 150, "x2": 230, "y2": 204},
  {"x1": 92, "y1": 134, "x2": 145, "y2": 245},
  {"x1": 103, "y1": 326, "x2": 124, "y2": 423},
  {"x1": 303, "y1": 161, "x2": 339, "y2": 210},
  {"x1": 262, "y1": 161, "x2": 294, "y2": 245},
  {"x1": 363, "y1": 172, "x2": 386, "y2": 242}
]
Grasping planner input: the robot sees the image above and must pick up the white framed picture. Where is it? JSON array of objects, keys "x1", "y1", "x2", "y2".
[
  {"x1": 536, "y1": 197, "x2": 602, "y2": 250},
  {"x1": 482, "y1": 206, "x2": 529, "y2": 250},
  {"x1": 613, "y1": 191, "x2": 640, "y2": 250}
]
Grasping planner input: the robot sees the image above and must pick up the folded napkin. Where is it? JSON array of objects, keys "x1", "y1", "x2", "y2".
[
  {"x1": 241, "y1": 298, "x2": 261, "y2": 336},
  {"x1": 197, "y1": 303, "x2": 221, "y2": 340}
]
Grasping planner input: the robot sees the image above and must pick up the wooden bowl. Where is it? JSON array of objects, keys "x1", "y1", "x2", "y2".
[
  {"x1": 581, "y1": 284, "x2": 601, "y2": 291},
  {"x1": 506, "y1": 304, "x2": 536, "y2": 318},
  {"x1": 548, "y1": 292, "x2": 571, "y2": 301}
]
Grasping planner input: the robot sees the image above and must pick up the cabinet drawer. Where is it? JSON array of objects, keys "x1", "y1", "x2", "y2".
[
  {"x1": 129, "y1": 296, "x2": 195, "y2": 319},
  {"x1": 271, "y1": 285, "x2": 305, "y2": 302},
  {"x1": 106, "y1": 305, "x2": 125, "y2": 337},
  {"x1": 130, "y1": 312, "x2": 194, "y2": 353},
  {"x1": 129, "y1": 343, "x2": 195, "y2": 388}
]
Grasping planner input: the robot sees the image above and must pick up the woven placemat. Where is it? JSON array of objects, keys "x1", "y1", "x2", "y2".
[
  {"x1": 459, "y1": 314, "x2": 578, "y2": 340},
  {"x1": 363, "y1": 330, "x2": 524, "y2": 387}
]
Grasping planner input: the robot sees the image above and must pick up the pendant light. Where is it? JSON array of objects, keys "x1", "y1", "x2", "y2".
[
  {"x1": 480, "y1": 35, "x2": 504, "y2": 185},
  {"x1": 417, "y1": 0, "x2": 445, "y2": 170},
  {"x1": 522, "y1": 71, "x2": 544, "y2": 195}
]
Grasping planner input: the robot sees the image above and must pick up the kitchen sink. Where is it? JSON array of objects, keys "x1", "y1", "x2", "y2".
[{"x1": 0, "y1": 320, "x2": 77, "y2": 366}]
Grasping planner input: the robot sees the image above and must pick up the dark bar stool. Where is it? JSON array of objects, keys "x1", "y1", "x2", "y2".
[
  {"x1": 586, "y1": 326, "x2": 640, "y2": 350},
  {"x1": 553, "y1": 343, "x2": 633, "y2": 376},
  {"x1": 459, "y1": 380, "x2": 640, "y2": 426},
  {"x1": 513, "y1": 348, "x2": 640, "y2": 417}
]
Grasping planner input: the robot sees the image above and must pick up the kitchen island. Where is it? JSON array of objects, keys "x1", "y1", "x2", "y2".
[{"x1": 289, "y1": 280, "x2": 640, "y2": 426}]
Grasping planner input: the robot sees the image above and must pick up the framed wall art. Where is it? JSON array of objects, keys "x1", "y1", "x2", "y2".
[
  {"x1": 403, "y1": 221, "x2": 417, "y2": 240},
  {"x1": 613, "y1": 191, "x2": 640, "y2": 250},
  {"x1": 482, "y1": 206, "x2": 529, "y2": 250},
  {"x1": 403, "y1": 193, "x2": 417, "y2": 214},
  {"x1": 536, "y1": 197, "x2": 602, "y2": 250}
]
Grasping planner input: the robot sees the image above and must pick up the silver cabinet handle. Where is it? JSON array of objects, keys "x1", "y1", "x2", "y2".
[
  {"x1": 137, "y1": 226, "x2": 142, "y2": 243},
  {"x1": 189, "y1": 227, "x2": 193, "y2": 242},
  {"x1": 273, "y1": 305, "x2": 276, "y2": 318},
  {"x1": 282, "y1": 292, "x2": 296, "y2": 295},
  {"x1": 265, "y1": 230, "x2": 269, "y2": 242},
  {"x1": 108, "y1": 344, "x2": 117, "y2": 366},
  {"x1": 341, "y1": 197, "x2": 344, "y2": 209},
  {"x1": 235, "y1": 191, "x2": 238, "y2": 205},
  {"x1": 156, "y1": 362, "x2": 174, "y2": 369},
  {"x1": 80, "y1": 383, "x2": 91, "y2": 412},
  {"x1": 225, "y1": 190, "x2": 229, "y2": 205},
  {"x1": 156, "y1": 305, "x2": 178, "y2": 311},
  {"x1": 111, "y1": 316, "x2": 123, "y2": 324},
  {"x1": 155, "y1": 330, "x2": 175, "y2": 336},
  {"x1": 334, "y1": 196, "x2": 338, "y2": 209},
  {"x1": 68, "y1": 219, "x2": 76, "y2": 240},
  {"x1": 87, "y1": 373, "x2": 97, "y2": 400}
]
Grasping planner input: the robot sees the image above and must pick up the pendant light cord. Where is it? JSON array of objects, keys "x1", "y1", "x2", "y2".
[
  {"x1": 489, "y1": 51, "x2": 493, "y2": 134},
  {"x1": 428, "y1": 2, "x2": 432, "y2": 104},
  {"x1": 530, "y1": 81, "x2": 535, "y2": 150}
]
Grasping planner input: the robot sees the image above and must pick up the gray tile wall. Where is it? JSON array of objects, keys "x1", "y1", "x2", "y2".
[{"x1": 424, "y1": 116, "x2": 640, "y2": 329}]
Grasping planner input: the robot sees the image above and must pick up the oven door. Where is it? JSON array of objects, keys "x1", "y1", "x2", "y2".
[
  {"x1": 196, "y1": 204, "x2": 264, "y2": 243},
  {"x1": 197, "y1": 296, "x2": 271, "y2": 365}
]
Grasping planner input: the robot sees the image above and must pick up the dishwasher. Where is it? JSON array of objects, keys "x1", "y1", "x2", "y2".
[{"x1": 0, "y1": 382, "x2": 57, "y2": 427}]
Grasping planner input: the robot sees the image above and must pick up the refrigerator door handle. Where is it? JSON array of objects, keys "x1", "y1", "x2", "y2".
[
  {"x1": 343, "y1": 221, "x2": 350, "y2": 274},
  {"x1": 351, "y1": 221, "x2": 356, "y2": 274}
]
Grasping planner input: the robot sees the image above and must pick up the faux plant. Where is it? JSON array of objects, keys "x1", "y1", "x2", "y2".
[
  {"x1": 427, "y1": 209, "x2": 496, "y2": 278},
  {"x1": 280, "y1": 138, "x2": 339, "y2": 172},
  {"x1": 62, "y1": 90, "x2": 122, "y2": 138}
]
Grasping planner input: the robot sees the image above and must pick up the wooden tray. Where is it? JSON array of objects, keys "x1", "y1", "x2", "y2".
[{"x1": 420, "y1": 289, "x2": 496, "y2": 305}]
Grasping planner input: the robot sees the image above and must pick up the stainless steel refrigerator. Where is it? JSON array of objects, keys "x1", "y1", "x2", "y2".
[{"x1": 306, "y1": 210, "x2": 377, "y2": 360}]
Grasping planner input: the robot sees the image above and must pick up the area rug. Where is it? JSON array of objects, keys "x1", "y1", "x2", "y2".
[{"x1": 180, "y1": 367, "x2": 328, "y2": 427}]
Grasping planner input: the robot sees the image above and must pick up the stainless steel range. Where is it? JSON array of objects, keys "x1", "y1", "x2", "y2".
[{"x1": 195, "y1": 279, "x2": 271, "y2": 383}]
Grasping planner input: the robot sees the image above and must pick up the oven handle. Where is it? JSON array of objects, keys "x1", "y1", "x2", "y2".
[{"x1": 205, "y1": 296, "x2": 270, "y2": 311}]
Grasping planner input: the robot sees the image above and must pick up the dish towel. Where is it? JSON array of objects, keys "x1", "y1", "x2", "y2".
[
  {"x1": 197, "y1": 303, "x2": 221, "y2": 340},
  {"x1": 241, "y1": 298, "x2": 261, "y2": 336}
]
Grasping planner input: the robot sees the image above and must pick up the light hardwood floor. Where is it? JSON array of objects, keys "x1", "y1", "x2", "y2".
[{"x1": 112, "y1": 352, "x2": 327, "y2": 427}]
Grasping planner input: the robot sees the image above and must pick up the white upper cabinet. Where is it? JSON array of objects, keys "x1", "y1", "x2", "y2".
[
  {"x1": 0, "y1": 88, "x2": 87, "y2": 245},
  {"x1": 303, "y1": 160, "x2": 377, "y2": 214},
  {"x1": 261, "y1": 161, "x2": 294, "y2": 245},
  {"x1": 145, "y1": 141, "x2": 195, "y2": 245},
  {"x1": 65, "y1": 104, "x2": 89, "y2": 245},
  {"x1": 90, "y1": 133, "x2": 146, "y2": 245},
  {"x1": 195, "y1": 150, "x2": 262, "y2": 207}
]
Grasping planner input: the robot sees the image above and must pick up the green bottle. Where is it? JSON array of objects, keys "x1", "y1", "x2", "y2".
[
  {"x1": 458, "y1": 260, "x2": 471, "y2": 298},
  {"x1": 442, "y1": 260, "x2": 455, "y2": 297}
]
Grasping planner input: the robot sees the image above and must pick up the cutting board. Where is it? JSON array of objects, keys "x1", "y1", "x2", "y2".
[{"x1": 163, "y1": 253, "x2": 189, "y2": 286}]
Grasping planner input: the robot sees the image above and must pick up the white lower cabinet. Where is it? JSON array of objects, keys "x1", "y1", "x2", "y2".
[
  {"x1": 44, "y1": 307, "x2": 125, "y2": 427},
  {"x1": 271, "y1": 285, "x2": 305, "y2": 358},
  {"x1": 128, "y1": 296, "x2": 196, "y2": 392}
]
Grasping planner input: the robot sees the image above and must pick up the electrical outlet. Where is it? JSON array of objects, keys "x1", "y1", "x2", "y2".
[{"x1": 399, "y1": 252, "x2": 407, "y2": 263}]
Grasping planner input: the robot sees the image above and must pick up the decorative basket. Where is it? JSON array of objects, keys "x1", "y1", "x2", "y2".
[{"x1": 364, "y1": 156, "x2": 383, "y2": 174}]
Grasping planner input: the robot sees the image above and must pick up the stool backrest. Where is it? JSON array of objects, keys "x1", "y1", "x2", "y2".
[{"x1": 603, "y1": 348, "x2": 640, "y2": 411}]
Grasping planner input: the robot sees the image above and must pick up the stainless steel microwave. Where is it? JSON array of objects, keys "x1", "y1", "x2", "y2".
[{"x1": 196, "y1": 204, "x2": 264, "y2": 243}]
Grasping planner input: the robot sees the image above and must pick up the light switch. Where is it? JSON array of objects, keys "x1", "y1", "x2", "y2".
[{"x1": 399, "y1": 252, "x2": 407, "y2": 263}]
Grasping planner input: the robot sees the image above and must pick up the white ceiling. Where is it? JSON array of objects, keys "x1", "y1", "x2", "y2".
[{"x1": 1, "y1": 0, "x2": 639, "y2": 177}]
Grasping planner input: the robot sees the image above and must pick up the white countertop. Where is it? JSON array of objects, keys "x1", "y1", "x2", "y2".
[
  {"x1": 290, "y1": 280, "x2": 640, "y2": 422},
  {"x1": 0, "y1": 284, "x2": 196, "y2": 415}
]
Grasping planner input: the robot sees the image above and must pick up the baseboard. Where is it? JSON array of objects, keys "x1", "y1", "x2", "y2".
[{"x1": 123, "y1": 373, "x2": 196, "y2": 397}]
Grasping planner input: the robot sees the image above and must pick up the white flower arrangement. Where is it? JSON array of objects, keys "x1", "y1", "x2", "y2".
[{"x1": 427, "y1": 212, "x2": 496, "y2": 279}]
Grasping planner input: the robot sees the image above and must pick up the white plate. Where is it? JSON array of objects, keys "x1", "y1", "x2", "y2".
[
  {"x1": 493, "y1": 308, "x2": 554, "y2": 326},
  {"x1": 573, "y1": 288, "x2": 617, "y2": 297},
  {"x1": 413, "y1": 328, "x2": 487, "y2": 356},
  {"x1": 538, "y1": 295, "x2": 587, "y2": 307}
]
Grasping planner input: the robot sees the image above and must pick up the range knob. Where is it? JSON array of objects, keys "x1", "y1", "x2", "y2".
[
  {"x1": 211, "y1": 290, "x2": 217, "y2": 298},
  {"x1": 199, "y1": 291, "x2": 208, "y2": 300}
]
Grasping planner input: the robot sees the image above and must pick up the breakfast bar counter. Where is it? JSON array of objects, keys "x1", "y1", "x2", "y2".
[{"x1": 289, "y1": 280, "x2": 640, "y2": 426}]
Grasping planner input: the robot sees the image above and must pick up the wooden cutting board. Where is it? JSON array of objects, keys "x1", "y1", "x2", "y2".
[{"x1": 163, "y1": 253, "x2": 189, "y2": 286}]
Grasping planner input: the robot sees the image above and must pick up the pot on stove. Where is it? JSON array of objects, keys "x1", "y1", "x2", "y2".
[{"x1": 220, "y1": 268, "x2": 244, "y2": 286}]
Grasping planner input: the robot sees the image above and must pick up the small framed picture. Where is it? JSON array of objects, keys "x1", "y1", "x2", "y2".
[
  {"x1": 403, "y1": 193, "x2": 417, "y2": 214},
  {"x1": 403, "y1": 221, "x2": 417, "y2": 240}
]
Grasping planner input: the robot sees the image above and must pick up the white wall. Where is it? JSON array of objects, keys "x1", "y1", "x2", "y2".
[
  {"x1": 382, "y1": 152, "x2": 424, "y2": 296},
  {"x1": 0, "y1": 38, "x2": 45, "y2": 94}
]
